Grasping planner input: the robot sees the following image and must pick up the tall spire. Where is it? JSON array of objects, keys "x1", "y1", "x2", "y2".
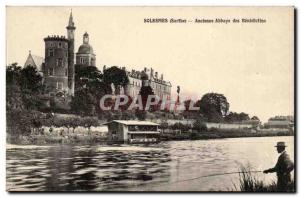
[
  {"x1": 67, "y1": 9, "x2": 75, "y2": 29},
  {"x1": 66, "y1": 9, "x2": 76, "y2": 96}
]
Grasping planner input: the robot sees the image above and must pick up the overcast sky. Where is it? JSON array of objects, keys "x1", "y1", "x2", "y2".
[{"x1": 6, "y1": 7, "x2": 294, "y2": 122}]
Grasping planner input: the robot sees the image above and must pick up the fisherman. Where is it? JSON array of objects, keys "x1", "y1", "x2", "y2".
[{"x1": 263, "y1": 142, "x2": 294, "y2": 191}]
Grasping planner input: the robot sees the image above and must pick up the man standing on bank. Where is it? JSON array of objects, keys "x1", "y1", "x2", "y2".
[{"x1": 263, "y1": 142, "x2": 294, "y2": 191}]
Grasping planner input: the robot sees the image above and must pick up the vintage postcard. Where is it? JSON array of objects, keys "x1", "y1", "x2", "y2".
[{"x1": 6, "y1": 6, "x2": 295, "y2": 192}]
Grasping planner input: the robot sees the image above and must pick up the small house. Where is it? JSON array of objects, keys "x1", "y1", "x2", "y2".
[{"x1": 104, "y1": 120, "x2": 160, "y2": 143}]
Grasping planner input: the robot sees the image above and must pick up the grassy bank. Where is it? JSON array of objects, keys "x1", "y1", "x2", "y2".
[
  {"x1": 161, "y1": 129, "x2": 293, "y2": 141},
  {"x1": 233, "y1": 167, "x2": 295, "y2": 192},
  {"x1": 6, "y1": 133, "x2": 107, "y2": 145}
]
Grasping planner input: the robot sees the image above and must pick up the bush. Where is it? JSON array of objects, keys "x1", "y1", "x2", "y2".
[
  {"x1": 193, "y1": 119, "x2": 207, "y2": 132},
  {"x1": 171, "y1": 122, "x2": 190, "y2": 131}
]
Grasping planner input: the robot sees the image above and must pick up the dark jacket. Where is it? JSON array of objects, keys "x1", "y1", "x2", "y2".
[
  {"x1": 267, "y1": 151, "x2": 294, "y2": 174},
  {"x1": 266, "y1": 151, "x2": 294, "y2": 190}
]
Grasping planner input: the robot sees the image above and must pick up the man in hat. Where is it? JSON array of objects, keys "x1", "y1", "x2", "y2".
[{"x1": 263, "y1": 141, "x2": 294, "y2": 191}]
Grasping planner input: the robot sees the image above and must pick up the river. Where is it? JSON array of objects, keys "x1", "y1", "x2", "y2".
[{"x1": 6, "y1": 136, "x2": 294, "y2": 191}]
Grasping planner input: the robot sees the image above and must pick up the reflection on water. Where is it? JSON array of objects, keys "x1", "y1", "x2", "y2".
[{"x1": 6, "y1": 136, "x2": 294, "y2": 191}]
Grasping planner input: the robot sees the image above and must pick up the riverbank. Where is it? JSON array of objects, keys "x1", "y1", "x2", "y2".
[
  {"x1": 6, "y1": 133, "x2": 107, "y2": 145},
  {"x1": 161, "y1": 129, "x2": 293, "y2": 141},
  {"x1": 7, "y1": 129, "x2": 293, "y2": 145}
]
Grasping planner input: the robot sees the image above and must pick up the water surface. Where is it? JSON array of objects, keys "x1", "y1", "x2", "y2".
[{"x1": 6, "y1": 136, "x2": 294, "y2": 191}]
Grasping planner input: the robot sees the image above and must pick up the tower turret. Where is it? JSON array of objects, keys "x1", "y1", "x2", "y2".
[
  {"x1": 43, "y1": 36, "x2": 69, "y2": 95},
  {"x1": 83, "y1": 32, "x2": 89, "y2": 44},
  {"x1": 76, "y1": 32, "x2": 96, "y2": 67},
  {"x1": 66, "y1": 10, "x2": 76, "y2": 96}
]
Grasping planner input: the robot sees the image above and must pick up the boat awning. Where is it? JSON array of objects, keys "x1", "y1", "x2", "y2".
[
  {"x1": 128, "y1": 131, "x2": 160, "y2": 134},
  {"x1": 102, "y1": 120, "x2": 159, "y2": 126}
]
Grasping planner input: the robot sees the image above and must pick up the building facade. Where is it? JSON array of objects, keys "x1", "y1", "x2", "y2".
[
  {"x1": 105, "y1": 120, "x2": 160, "y2": 143},
  {"x1": 264, "y1": 116, "x2": 294, "y2": 129},
  {"x1": 43, "y1": 36, "x2": 70, "y2": 96},
  {"x1": 25, "y1": 11, "x2": 97, "y2": 102},
  {"x1": 106, "y1": 66, "x2": 172, "y2": 99}
]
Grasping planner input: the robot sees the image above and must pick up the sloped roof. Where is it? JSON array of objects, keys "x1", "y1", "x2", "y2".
[
  {"x1": 24, "y1": 53, "x2": 44, "y2": 72},
  {"x1": 103, "y1": 120, "x2": 159, "y2": 126},
  {"x1": 31, "y1": 55, "x2": 44, "y2": 68}
]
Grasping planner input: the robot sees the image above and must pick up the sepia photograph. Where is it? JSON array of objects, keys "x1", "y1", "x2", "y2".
[{"x1": 5, "y1": 6, "x2": 295, "y2": 192}]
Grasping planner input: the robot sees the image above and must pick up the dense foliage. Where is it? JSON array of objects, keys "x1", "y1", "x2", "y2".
[{"x1": 6, "y1": 63, "x2": 44, "y2": 110}]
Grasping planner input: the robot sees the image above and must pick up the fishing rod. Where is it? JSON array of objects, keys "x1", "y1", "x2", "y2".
[{"x1": 151, "y1": 170, "x2": 263, "y2": 188}]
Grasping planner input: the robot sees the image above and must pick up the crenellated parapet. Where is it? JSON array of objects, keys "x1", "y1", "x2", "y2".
[{"x1": 44, "y1": 35, "x2": 69, "y2": 42}]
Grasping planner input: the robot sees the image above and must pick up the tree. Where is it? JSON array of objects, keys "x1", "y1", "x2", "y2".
[
  {"x1": 81, "y1": 117, "x2": 99, "y2": 135},
  {"x1": 75, "y1": 64, "x2": 110, "y2": 94},
  {"x1": 7, "y1": 109, "x2": 31, "y2": 136},
  {"x1": 134, "y1": 85, "x2": 155, "y2": 120},
  {"x1": 199, "y1": 93, "x2": 229, "y2": 122},
  {"x1": 30, "y1": 111, "x2": 44, "y2": 134},
  {"x1": 72, "y1": 65, "x2": 110, "y2": 115},
  {"x1": 6, "y1": 63, "x2": 44, "y2": 110},
  {"x1": 159, "y1": 121, "x2": 169, "y2": 132},
  {"x1": 19, "y1": 65, "x2": 44, "y2": 110},
  {"x1": 251, "y1": 116, "x2": 260, "y2": 121},
  {"x1": 69, "y1": 117, "x2": 81, "y2": 133},
  {"x1": 193, "y1": 119, "x2": 207, "y2": 132},
  {"x1": 139, "y1": 86, "x2": 155, "y2": 110},
  {"x1": 171, "y1": 122, "x2": 190, "y2": 131},
  {"x1": 6, "y1": 63, "x2": 22, "y2": 86},
  {"x1": 103, "y1": 66, "x2": 129, "y2": 94},
  {"x1": 71, "y1": 89, "x2": 95, "y2": 116},
  {"x1": 225, "y1": 112, "x2": 250, "y2": 123},
  {"x1": 182, "y1": 99, "x2": 201, "y2": 119},
  {"x1": 135, "y1": 110, "x2": 147, "y2": 121}
]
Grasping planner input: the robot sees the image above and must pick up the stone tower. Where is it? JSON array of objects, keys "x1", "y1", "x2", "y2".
[
  {"x1": 66, "y1": 10, "x2": 76, "y2": 96},
  {"x1": 43, "y1": 35, "x2": 69, "y2": 95}
]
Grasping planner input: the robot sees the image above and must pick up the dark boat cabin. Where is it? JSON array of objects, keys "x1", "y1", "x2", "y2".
[{"x1": 104, "y1": 120, "x2": 160, "y2": 143}]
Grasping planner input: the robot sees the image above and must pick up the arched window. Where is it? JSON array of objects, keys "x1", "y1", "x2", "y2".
[
  {"x1": 48, "y1": 49, "x2": 54, "y2": 57},
  {"x1": 80, "y1": 57, "x2": 85, "y2": 64}
]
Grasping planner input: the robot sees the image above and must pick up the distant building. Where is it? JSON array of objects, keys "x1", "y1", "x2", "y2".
[
  {"x1": 240, "y1": 119, "x2": 261, "y2": 128},
  {"x1": 264, "y1": 116, "x2": 294, "y2": 129},
  {"x1": 205, "y1": 122, "x2": 253, "y2": 130},
  {"x1": 105, "y1": 66, "x2": 172, "y2": 99},
  {"x1": 104, "y1": 120, "x2": 160, "y2": 143}
]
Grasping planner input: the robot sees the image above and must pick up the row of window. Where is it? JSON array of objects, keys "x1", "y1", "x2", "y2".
[
  {"x1": 48, "y1": 42, "x2": 68, "y2": 48},
  {"x1": 130, "y1": 79, "x2": 142, "y2": 87},
  {"x1": 129, "y1": 79, "x2": 170, "y2": 92},
  {"x1": 47, "y1": 49, "x2": 68, "y2": 58},
  {"x1": 48, "y1": 68, "x2": 68, "y2": 76},
  {"x1": 78, "y1": 57, "x2": 96, "y2": 65},
  {"x1": 151, "y1": 83, "x2": 171, "y2": 92}
]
